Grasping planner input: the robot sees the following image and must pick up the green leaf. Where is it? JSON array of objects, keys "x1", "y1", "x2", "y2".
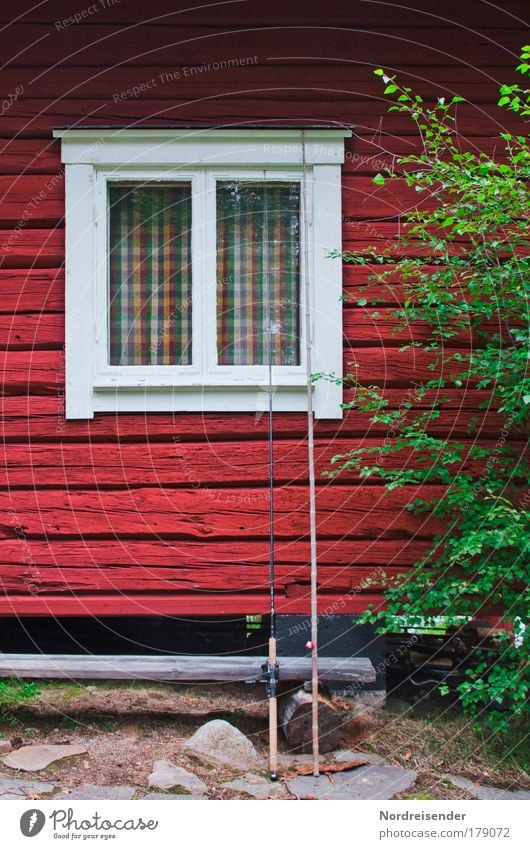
[
  {"x1": 373, "y1": 68, "x2": 385, "y2": 76},
  {"x1": 373, "y1": 173, "x2": 385, "y2": 186},
  {"x1": 337, "y1": 59, "x2": 530, "y2": 737}
]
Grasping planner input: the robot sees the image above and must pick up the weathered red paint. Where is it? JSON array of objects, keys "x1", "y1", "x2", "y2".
[{"x1": 0, "y1": 0, "x2": 526, "y2": 616}]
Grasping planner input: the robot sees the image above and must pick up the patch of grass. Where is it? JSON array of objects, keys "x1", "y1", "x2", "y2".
[
  {"x1": 0, "y1": 679, "x2": 40, "y2": 705},
  {"x1": 395, "y1": 775, "x2": 473, "y2": 801},
  {"x1": 370, "y1": 707, "x2": 530, "y2": 789},
  {"x1": 60, "y1": 716, "x2": 82, "y2": 730},
  {"x1": 36, "y1": 789, "x2": 62, "y2": 800},
  {"x1": 475, "y1": 721, "x2": 530, "y2": 775},
  {"x1": 0, "y1": 679, "x2": 40, "y2": 721},
  {"x1": 44, "y1": 755, "x2": 87, "y2": 774},
  {"x1": 29, "y1": 681, "x2": 92, "y2": 704},
  {"x1": 48, "y1": 682, "x2": 88, "y2": 701},
  {"x1": 403, "y1": 793, "x2": 436, "y2": 800},
  {"x1": 79, "y1": 680, "x2": 172, "y2": 694}
]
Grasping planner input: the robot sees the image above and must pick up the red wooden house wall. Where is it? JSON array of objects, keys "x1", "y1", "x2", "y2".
[{"x1": 0, "y1": 0, "x2": 527, "y2": 617}]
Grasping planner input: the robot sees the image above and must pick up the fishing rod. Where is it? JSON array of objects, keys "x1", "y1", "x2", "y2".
[
  {"x1": 263, "y1": 149, "x2": 320, "y2": 778},
  {"x1": 301, "y1": 131, "x2": 320, "y2": 778},
  {"x1": 264, "y1": 181, "x2": 279, "y2": 782}
]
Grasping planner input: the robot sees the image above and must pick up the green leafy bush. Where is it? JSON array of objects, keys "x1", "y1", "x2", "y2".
[{"x1": 331, "y1": 51, "x2": 530, "y2": 731}]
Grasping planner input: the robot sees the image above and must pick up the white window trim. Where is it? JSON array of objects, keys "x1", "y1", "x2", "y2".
[{"x1": 53, "y1": 128, "x2": 351, "y2": 419}]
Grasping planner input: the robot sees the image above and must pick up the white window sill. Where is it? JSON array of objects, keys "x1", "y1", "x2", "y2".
[{"x1": 91, "y1": 385, "x2": 324, "y2": 415}]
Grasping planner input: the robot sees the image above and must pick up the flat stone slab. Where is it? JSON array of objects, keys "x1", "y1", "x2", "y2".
[
  {"x1": 3, "y1": 744, "x2": 88, "y2": 772},
  {"x1": 148, "y1": 760, "x2": 208, "y2": 795},
  {"x1": 54, "y1": 784, "x2": 136, "y2": 800},
  {"x1": 279, "y1": 750, "x2": 385, "y2": 771},
  {"x1": 142, "y1": 792, "x2": 206, "y2": 800},
  {"x1": 222, "y1": 773, "x2": 288, "y2": 799},
  {"x1": 286, "y1": 764, "x2": 417, "y2": 800},
  {"x1": 333, "y1": 749, "x2": 387, "y2": 766},
  {"x1": 0, "y1": 776, "x2": 56, "y2": 799},
  {"x1": 278, "y1": 753, "x2": 315, "y2": 769},
  {"x1": 183, "y1": 719, "x2": 263, "y2": 772},
  {"x1": 443, "y1": 774, "x2": 530, "y2": 801}
]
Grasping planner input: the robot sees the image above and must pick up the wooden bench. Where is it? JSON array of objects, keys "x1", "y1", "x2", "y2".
[{"x1": 0, "y1": 653, "x2": 375, "y2": 684}]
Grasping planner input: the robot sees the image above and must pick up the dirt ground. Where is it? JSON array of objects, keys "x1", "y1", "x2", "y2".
[{"x1": 0, "y1": 681, "x2": 528, "y2": 800}]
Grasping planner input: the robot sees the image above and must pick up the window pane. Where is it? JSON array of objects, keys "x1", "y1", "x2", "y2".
[
  {"x1": 217, "y1": 182, "x2": 300, "y2": 366},
  {"x1": 108, "y1": 183, "x2": 192, "y2": 366}
]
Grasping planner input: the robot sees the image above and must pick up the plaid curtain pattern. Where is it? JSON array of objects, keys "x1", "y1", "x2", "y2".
[
  {"x1": 216, "y1": 182, "x2": 301, "y2": 366},
  {"x1": 109, "y1": 183, "x2": 192, "y2": 366}
]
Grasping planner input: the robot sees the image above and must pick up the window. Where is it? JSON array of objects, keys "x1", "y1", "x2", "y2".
[{"x1": 55, "y1": 128, "x2": 350, "y2": 419}]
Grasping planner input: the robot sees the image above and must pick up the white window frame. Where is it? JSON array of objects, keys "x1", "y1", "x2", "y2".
[{"x1": 54, "y1": 128, "x2": 351, "y2": 419}]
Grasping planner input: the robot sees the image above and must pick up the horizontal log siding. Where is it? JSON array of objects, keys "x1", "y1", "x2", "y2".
[{"x1": 0, "y1": 0, "x2": 527, "y2": 614}]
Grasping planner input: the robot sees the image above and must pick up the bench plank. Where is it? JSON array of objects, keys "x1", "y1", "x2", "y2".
[{"x1": 0, "y1": 653, "x2": 375, "y2": 683}]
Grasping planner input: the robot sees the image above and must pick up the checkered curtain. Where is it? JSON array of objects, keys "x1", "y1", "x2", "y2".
[
  {"x1": 216, "y1": 182, "x2": 301, "y2": 366},
  {"x1": 109, "y1": 183, "x2": 192, "y2": 366}
]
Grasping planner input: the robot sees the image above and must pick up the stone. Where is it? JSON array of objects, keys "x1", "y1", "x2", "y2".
[
  {"x1": 277, "y1": 753, "x2": 315, "y2": 769},
  {"x1": 222, "y1": 773, "x2": 288, "y2": 799},
  {"x1": 0, "y1": 776, "x2": 55, "y2": 799},
  {"x1": 53, "y1": 784, "x2": 136, "y2": 800},
  {"x1": 142, "y1": 792, "x2": 206, "y2": 800},
  {"x1": 148, "y1": 760, "x2": 207, "y2": 795},
  {"x1": 0, "y1": 740, "x2": 13, "y2": 753},
  {"x1": 183, "y1": 720, "x2": 263, "y2": 771},
  {"x1": 333, "y1": 749, "x2": 387, "y2": 766},
  {"x1": 3, "y1": 744, "x2": 87, "y2": 772},
  {"x1": 443, "y1": 774, "x2": 530, "y2": 801},
  {"x1": 286, "y1": 773, "x2": 337, "y2": 799},
  {"x1": 278, "y1": 750, "x2": 385, "y2": 772},
  {"x1": 286, "y1": 764, "x2": 417, "y2": 800}
]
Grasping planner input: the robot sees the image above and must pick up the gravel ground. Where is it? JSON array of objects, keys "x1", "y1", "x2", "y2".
[{"x1": 0, "y1": 682, "x2": 527, "y2": 800}]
